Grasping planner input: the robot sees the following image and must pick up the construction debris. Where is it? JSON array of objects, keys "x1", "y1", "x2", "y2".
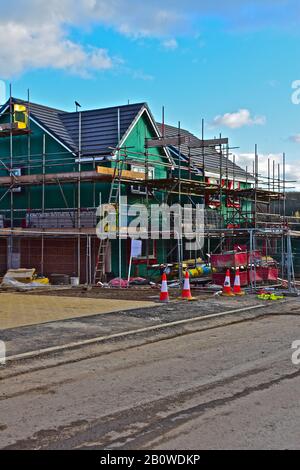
[
  {"x1": 1, "y1": 269, "x2": 50, "y2": 291},
  {"x1": 3, "y1": 268, "x2": 36, "y2": 284},
  {"x1": 107, "y1": 277, "x2": 150, "y2": 288},
  {"x1": 49, "y1": 274, "x2": 70, "y2": 285}
]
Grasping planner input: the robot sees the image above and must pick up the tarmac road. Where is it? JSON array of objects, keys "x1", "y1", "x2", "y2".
[{"x1": 0, "y1": 298, "x2": 300, "y2": 450}]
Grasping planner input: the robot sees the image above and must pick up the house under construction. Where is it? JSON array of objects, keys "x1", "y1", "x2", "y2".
[{"x1": 0, "y1": 91, "x2": 298, "y2": 288}]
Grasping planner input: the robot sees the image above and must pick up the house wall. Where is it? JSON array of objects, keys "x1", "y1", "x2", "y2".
[
  {"x1": 0, "y1": 105, "x2": 254, "y2": 281},
  {"x1": 0, "y1": 116, "x2": 77, "y2": 223},
  {"x1": 168, "y1": 148, "x2": 253, "y2": 226},
  {"x1": 0, "y1": 108, "x2": 170, "y2": 280},
  {"x1": 110, "y1": 112, "x2": 169, "y2": 277},
  {"x1": 0, "y1": 239, "x2": 7, "y2": 273}
]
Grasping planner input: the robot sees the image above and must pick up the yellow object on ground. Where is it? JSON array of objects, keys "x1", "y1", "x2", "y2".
[
  {"x1": 187, "y1": 268, "x2": 200, "y2": 278},
  {"x1": 257, "y1": 293, "x2": 284, "y2": 301},
  {"x1": 0, "y1": 293, "x2": 156, "y2": 330},
  {"x1": 33, "y1": 277, "x2": 50, "y2": 285}
]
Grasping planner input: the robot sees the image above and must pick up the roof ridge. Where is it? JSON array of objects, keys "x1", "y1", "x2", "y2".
[
  {"x1": 12, "y1": 97, "x2": 66, "y2": 114},
  {"x1": 9, "y1": 98, "x2": 148, "y2": 116},
  {"x1": 64, "y1": 102, "x2": 147, "y2": 116}
]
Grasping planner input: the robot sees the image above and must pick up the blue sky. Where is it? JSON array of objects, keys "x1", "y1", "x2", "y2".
[{"x1": 1, "y1": 0, "x2": 300, "y2": 185}]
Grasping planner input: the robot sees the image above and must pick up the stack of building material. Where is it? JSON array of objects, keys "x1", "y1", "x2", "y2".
[
  {"x1": 1, "y1": 268, "x2": 50, "y2": 290},
  {"x1": 26, "y1": 210, "x2": 97, "y2": 229},
  {"x1": 211, "y1": 251, "x2": 279, "y2": 287},
  {"x1": 4, "y1": 268, "x2": 36, "y2": 283},
  {"x1": 211, "y1": 252, "x2": 249, "y2": 287}
]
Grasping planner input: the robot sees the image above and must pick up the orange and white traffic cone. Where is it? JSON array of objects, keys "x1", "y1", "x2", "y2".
[
  {"x1": 182, "y1": 271, "x2": 194, "y2": 300},
  {"x1": 159, "y1": 273, "x2": 169, "y2": 303},
  {"x1": 233, "y1": 268, "x2": 245, "y2": 296},
  {"x1": 222, "y1": 269, "x2": 235, "y2": 297}
]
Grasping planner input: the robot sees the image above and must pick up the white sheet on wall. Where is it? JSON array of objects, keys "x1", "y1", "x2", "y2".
[{"x1": 131, "y1": 239, "x2": 142, "y2": 258}]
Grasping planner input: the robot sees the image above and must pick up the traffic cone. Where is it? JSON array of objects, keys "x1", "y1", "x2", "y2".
[
  {"x1": 222, "y1": 269, "x2": 235, "y2": 297},
  {"x1": 233, "y1": 268, "x2": 245, "y2": 296},
  {"x1": 182, "y1": 271, "x2": 193, "y2": 300},
  {"x1": 159, "y1": 273, "x2": 169, "y2": 303}
]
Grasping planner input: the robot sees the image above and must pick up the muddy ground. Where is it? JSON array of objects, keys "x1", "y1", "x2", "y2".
[{"x1": 18, "y1": 285, "x2": 213, "y2": 302}]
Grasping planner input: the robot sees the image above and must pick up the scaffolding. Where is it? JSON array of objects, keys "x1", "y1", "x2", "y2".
[{"x1": 0, "y1": 88, "x2": 298, "y2": 289}]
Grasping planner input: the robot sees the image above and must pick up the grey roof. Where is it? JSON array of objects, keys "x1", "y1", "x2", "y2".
[
  {"x1": 157, "y1": 123, "x2": 250, "y2": 180},
  {"x1": 0, "y1": 98, "x2": 249, "y2": 178},
  {"x1": 0, "y1": 99, "x2": 146, "y2": 156},
  {"x1": 11, "y1": 98, "x2": 75, "y2": 150},
  {"x1": 60, "y1": 103, "x2": 146, "y2": 156}
]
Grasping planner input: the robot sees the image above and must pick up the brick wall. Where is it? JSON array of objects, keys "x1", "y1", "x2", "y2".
[
  {"x1": 1, "y1": 237, "x2": 115, "y2": 283},
  {"x1": 0, "y1": 239, "x2": 7, "y2": 275},
  {"x1": 20, "y1": 237, "x2": 95, "y2": 283}
]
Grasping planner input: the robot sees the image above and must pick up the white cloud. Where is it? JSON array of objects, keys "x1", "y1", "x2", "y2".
[
  {"x1": 0, "y1": 80, "x2": 6, "y2": 104},
  {"x1": 131, "y1": 70, "x2": 154, "y2": 81},
  {"x1": 162, "y1": 38, "x2": 178, "y2": 50},
  {"x1": 212, "y1": 109, "x2": 266, "y2": 129},
  {"x1": 289, "y1": 134, "x2": 300, "y2": 143},
  {"x1": 0, "y1": 0, "x2": 185, "y2": 77},
  {"x1": 0, "y1": 22, "x2": 113, "y2": 79},
  {"x1": 1, "y1": 1, "x2": 300, "y2": 78},
  {"x1": 232, "y1": 152, "x2": 300, "y2": 189},
  {"x1": 233, "y1": 152, "x2": 281, "y2": 173},
  {"x1": 91, "y1": 1, "x2": 300, "y2": 37},
  {"x1": 0, "y1": 1, "x2": 116, "y2": 78}
]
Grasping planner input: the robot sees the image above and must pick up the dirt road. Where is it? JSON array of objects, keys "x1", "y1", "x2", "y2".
[{"x1": 0, "y1": 297, "x2": 300, "y2": 449}]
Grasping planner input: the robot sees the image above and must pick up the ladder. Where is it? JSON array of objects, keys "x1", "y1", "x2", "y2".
[{"x1": 94, "y1": 157, "x2": 126, "y2": 284}]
